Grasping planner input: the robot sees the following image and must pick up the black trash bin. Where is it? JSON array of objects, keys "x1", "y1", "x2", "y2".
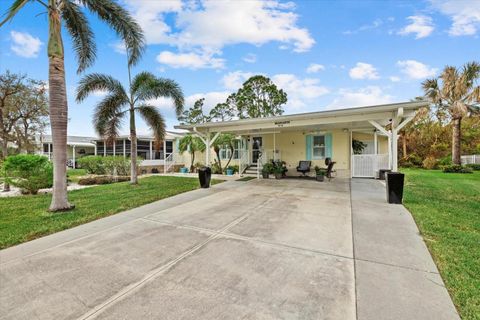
[
  {"x1": 385, "y1": 172, "x2": 405, "y2": 204},
  {"x1": 198, "y1": 166, "x2": 212, "y2": 188},
  {"x1": 378, "y1": 169, "x2": 392, "y2": 180}
]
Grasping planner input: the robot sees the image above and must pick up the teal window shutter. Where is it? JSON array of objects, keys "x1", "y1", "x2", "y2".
[
  {"x1": 325, "y1": 133, "x2": 333, "y2": 158},
  {"x1": 305, "y1": 135, "x2": 312, "y2": 160}
]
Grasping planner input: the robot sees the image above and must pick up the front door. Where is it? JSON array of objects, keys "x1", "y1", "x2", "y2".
[{"x1": 252, "y1": 137, "x2": 262, "y2": 164}]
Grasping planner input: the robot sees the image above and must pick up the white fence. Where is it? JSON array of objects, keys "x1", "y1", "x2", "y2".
[
  {"x1": 352, "y1": 154, "x2": 389, "y2": 178},
  {"x1": 461, "y1": 155, "x2": 480, "y2": 165}
]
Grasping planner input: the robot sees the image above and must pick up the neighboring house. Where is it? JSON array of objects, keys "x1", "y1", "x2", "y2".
[
  {"x1": 37, "y1": 135, "x2": 96, "y2": 168},
  {"x1": 175, "y1": 101, "x2": 428, "y2": 178},
  {"x1": 36, "y1": 131, "x2": 186, "y2": 172}
]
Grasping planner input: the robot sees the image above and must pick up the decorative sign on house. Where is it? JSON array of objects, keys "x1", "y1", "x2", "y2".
[{"x1": 274, "y1": 120, "x2": 290, "y2": 127}]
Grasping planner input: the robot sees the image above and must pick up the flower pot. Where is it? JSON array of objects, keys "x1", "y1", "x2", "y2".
[
  {"x1": 226, "y1": 169, "x2": 234, "y2": 176},
  {"x1": 180, "y1": 167, "x2": 188, "y2": 173},
  {"x1": 262, "y1": 171, "x2": 269, "y2": 179},
  {"x1": 274, "y1": 172, "x2": 283, "y2": 179},
  {"x1": 316, "y1": 175, "x2": 325, "y2": 181}
]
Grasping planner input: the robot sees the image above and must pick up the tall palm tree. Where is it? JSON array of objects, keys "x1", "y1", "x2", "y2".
[
  {"x1": 178, "y1": 134, "x2": 206, "y2": 172},
  {"x1": 76, "y1": 71, "x2": 184, "y2": 184},
  {"x1": 1, "y1": 0, "x2": 144, "y2": 211},
  {"x1": 422, "y1": 62, "x2": 480, "y2": 165}
]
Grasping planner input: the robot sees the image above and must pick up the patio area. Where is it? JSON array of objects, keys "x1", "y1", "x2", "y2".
[{"x1": 0, "y1": 178, "x2": 458, "y2": 319}]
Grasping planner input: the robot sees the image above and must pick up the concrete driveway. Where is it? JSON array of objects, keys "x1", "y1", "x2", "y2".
[{"x1": 0, "y1": 178, "x2": 459, "y2": 320}]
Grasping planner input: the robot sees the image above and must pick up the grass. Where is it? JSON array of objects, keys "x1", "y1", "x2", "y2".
[
  {"x1": 67, "y1": 168, "x2": 87, "y2": 183},
  {"x1": 401, "y1": 168, "x2": 480, "y2": 320},
  {"x1": 0, "y1": 176, "x2": 222, "y2": 249}
]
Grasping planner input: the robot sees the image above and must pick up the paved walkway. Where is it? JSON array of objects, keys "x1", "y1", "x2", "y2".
[{"x1": 0, "y1": 178, "x2": 459, "y2": 319}]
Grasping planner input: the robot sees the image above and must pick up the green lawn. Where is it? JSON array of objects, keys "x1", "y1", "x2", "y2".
[
  {"x1": 402, "y1": 168, "x2": 480, "y2": 320},
  {"x1": 0, "y1": 176, "x2": 221, "y2": 249}
]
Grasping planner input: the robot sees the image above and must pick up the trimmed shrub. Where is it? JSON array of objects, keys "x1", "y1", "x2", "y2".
[
  {"x1": 103, "y1": 156, "x2": 130, "y2": 176},
  {"x1": 441, "y1": 165, "x2": 473, "y2": 174},
  {"x1": 78, "y1": 175, "x2": 130, "y2": 185},
  {"x1": 3, "y1": 154, "x2": 53, "y2": 194},
  {"x1": 422, "y1": 156, "x2": 438, "y2": 170},
  {"x1": 466, "y1": 163, "x2": 480, "y2": 171},
  {"x1": 78, "y1": 156, "x2": 105, "y2": 174},
  {"x1": 437, "y1": 156, "x2": 452, "y2": 166}
]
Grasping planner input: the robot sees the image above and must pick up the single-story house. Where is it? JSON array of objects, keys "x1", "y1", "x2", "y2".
[
  {"x1": 175, "y1": 101, "x2": 428, "y2": 178},
  {"x1": 37, "y1": 135, "x2": 96, "y2": 168}
]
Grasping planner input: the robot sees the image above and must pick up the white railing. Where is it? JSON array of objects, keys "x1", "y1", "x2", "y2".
[
  {"x1": 461, "y1": 155, "x2": 480, "y2": 165},
  {"x1": 239, "y1": 149, "x2": 249, "y2": 176},
  {"x1": 352, "y1": 154, "x2": 389, "y2": 178},
  {"x1": 164, "y1": 153, "x2": 175, "y2": 173}
]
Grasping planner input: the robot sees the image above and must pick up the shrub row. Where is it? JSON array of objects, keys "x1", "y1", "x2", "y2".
[
  {"x1": 441, "y1": 165, "x2": 473, "y2": 174},
  {"x1": 78, "y1": 175, "x2": 130, "y2": 185},
  {"x1": 466, "y1": 163, "x2": 480, "y2": 171},
  {"x1": 77, "y1": 156, "x2": 132, "y2": 176},
  {"x1": 2, "y1": 154, "x2": 53, "y2": 194}
]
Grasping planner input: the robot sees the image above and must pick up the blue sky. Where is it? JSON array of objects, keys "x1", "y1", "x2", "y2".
[{"x1": 0, "y1": 0, "x2": 478, "y2": 137}]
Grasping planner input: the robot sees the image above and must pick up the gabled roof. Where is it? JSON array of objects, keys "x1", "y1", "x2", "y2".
[{"x1": 175, "y1": 101, "x2": 428, "y2": 134}]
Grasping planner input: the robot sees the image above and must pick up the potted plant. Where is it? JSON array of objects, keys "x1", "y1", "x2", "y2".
[
  {"x1": 314, "y1": 166, "x2": 325, "y2": 181},
  {"x1": 180, "y1": 167, "x2": 188, "y2": 173},
  {"x1": 261, "y1": 163, "x2": 274, "y2": 178},
  {"x1": 273, "y1": 164, "x2": 284, "y2": 179},
  {"x1": 226, "y1": 166, "x2": 234, "y2": 176}
]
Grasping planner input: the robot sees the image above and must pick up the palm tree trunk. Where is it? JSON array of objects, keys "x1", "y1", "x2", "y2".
[
  {"x1": 190, "y1": 151, "x2": 195, "y2": 172},
  {"x1": 224, "y1": 145, "x2": 234, "y2": 169},
  {"x1": 129, "y1": 107, "x2": 138, "y2": 184},
  {"x1": 452, "y1": 117, "x2": 462, "y2": 165},
  {"x1": 48, "y1": 3, "x2": 72, "y2": 211}
]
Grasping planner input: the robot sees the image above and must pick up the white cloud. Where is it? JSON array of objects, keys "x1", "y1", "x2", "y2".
[
  {"x1": 349, "y1": 62, "x2": 380, "y2": 80},
  {"x1": 10, "y1": 31, "x2": 42, "y2": 58},
  {"x1": 327, "y1": 86, "x2": 393, "y2": 109},
  {"x1": 156, "y1": 50, "x2": 225, "y2": 69},
  {"x1": 398, "y1": 15, "x2": 434, "y2": 39},
  {"x1": 109, "y1": 41, "x2": 126, "y2": 54},
  {"x1": 343, "y1": 19, "x2": 384, "y2": 35},
  {"x1": 148, "y1": 91, "x2": 230, "y2": 115},
  {"x1": 221, "y1": 71, "x2": 256, "y2": 90},
  {"x1": 242, "y1": 53, "x2": 257, "y2": 63},
  {"x1": 430, "y1": 0, "x2": 480, "y2": 36},
  {"x1": 271, "y1": 74, "x2": 329, "y2": 111},
  {"x1": 397, "y1": 60, "x2": 437, "y2": 79},
  {"x1": 389, "y1": 76, "x2": 401, "y2": 82},
  {"x1": 306, "y1": 63, "x2": 325, "y2": 73}
]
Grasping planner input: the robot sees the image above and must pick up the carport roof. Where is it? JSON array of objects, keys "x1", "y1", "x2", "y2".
[{"x1": 175, "y1": 101, "x2": 428, "y2": 134}]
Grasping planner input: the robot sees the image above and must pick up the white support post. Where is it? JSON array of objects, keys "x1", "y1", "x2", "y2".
[
  {"x1": 123, "y1": 139, "x2": 126, "y2": 158},
  {"x1": 273, "y1": 131, "x2": 276, "y2": 161},
  {"x1": 94, "y1": 142, "x2": 97, "y2": 156},
  {"x1": 387, "y1": 131, "x2": 392, "y2": 170},
  {"x1": 149, "y1": 140, "x2": 153, "y2": 160},
  {"x1": 72, "y1": 145, "x2": 76, "y2": 169},
  {"x1": 103, "y1": 140, "x2": 106, "y2": 157},
  {"x1": 205, "y1": 134, "x2": 211, "y2": 166},
  {"x1": 350, "y1": 130, "x2": 353, "y2": 178},
  {"x1": 113, "y1": 141, "x2": 116, "y2": 157},
  {"x1": 163, "y1": 140, "x2": 166, "y2": 160},
  {"x1": 373, "y1": 131, "x2": 378, "y2": 155},
  {"x1": 48, "y1": 143, "x2": 51, "y2": 160}
]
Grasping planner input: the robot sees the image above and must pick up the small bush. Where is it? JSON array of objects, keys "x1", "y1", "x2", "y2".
[
  {"x1": 261, "y1": 162, "x2": 274, "y2": 174},
  {"x1": 437, "y1": 156, "x2": 452, "y2": 166},
  {"x1": 399, "y1": 153, "x2": 423, "y2": 168},
  {"x1": 211, "y1": 161, "x2": 222, "y2": 174},
  {"x1": 465, "y1": 163, "x2": 480, "y2": 171},
  {"x1": 78, "y1": 175, "x2": 130, "y2": 185},
  {"x1": 441, "y1": 165, "x2": 473, "y2": 174},
  {"x1": 78, "y1": 156, "x2": 105, "y2": 174},
  {"x1": 422, "y1": 156, "x2": 438, "y2": 170},
  {"x1": 3, "y1": 154, "x2": 53, "y2": 194},
  {"x1": 103, "y1": 156, "x2": 130, "y2": 176}
]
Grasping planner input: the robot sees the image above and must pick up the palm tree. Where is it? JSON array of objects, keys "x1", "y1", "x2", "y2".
[
  {"x1": 76, "y1": 71, "x2": 184, "y2": 184},
  {"x1": 178, "y1": 134, "x2": 206, "y2": 172},
  {"x1": 422, "y1": 62, "x2": 480, "y2": 165},
  {"x1": 1, "y1": 0, "x2": 144, "y2": 211}
]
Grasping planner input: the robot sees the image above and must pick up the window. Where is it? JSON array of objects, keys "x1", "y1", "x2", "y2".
[
  {"x1": 312, "y1": 135, "x2": 325, "y2": 159},
  {"x1": 220, "y1": 140, "x2": 240, "y2": 160}
]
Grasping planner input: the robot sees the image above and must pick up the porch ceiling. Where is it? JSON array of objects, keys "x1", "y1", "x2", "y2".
[{"x1": 175, "y1": 101, "x2": 427, "y2": 135}]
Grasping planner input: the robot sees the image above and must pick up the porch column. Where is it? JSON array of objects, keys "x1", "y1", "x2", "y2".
[
  {"x1": 205, "y1": 134, "x2": 211, "y2": 165},
  {"x1": 48, "y1": 143, "x2": 51, "y2": 160},
  {"x1": 94, "y1": 142, "x2": 97, "y2": 156},
  {"x1": 113, "y1": 141, "x2": 116, "y2": 157},
  {"x1": 149, "y1": 140, "x2": 153, "y2": 160},
  {"x1": 273, "y1": 131, "x2": 276, "y2": 161},
  {"x1": 373, "y1": 131, "x2": 378, "y2": 155},
  {"x1": 163, "y1": 140, "x2": 166, "y2": 160},
  {"x1": 103, "y1": 140, "x2": 106, "y2": 157},
  {"x1": 72, "y1": 145, "x2": 76, "y2": 168},
  {"x1": 123, "y1": 139, "x2": 126, "y2": 158}
]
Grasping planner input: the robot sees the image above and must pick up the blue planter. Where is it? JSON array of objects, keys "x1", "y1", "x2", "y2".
[
  {"x1": 226, "y1": 169, "x2": 234, "y2": 176},
  {"x1": 180, "y1": 167, "x2": 188, "y2": 173}
]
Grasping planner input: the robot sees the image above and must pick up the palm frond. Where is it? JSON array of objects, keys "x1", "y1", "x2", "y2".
[
  {"x1": 136, "y1": 104, "x2": 166, "y2": 149},
  {"x1": 0, "y1": 0, "x2": 30, "y2": 26},
  {"x1": 80, "y1": 0, "x2": 145, "y2": 66},
  {"x1": 462, "y1": 61, "x2": 480, "y2": 87},
  {"x1": 131, "y1": 71, "x2": 156, "y2": 98},
  {"x1": 142, "y1": 78, "x2": 185, "y2": 117},
  {"x1": 93, "y1": 93, "x2": 127, "y2": 139},
  {"x1": 76, "y1": 73, "x2": 127, "y2": 102},
  {"x1": 61, "y1": 1, "x2": 96, "y2": 73},
  {"x1": 422, "y1": 78, "x2": 442, "y2": 104}
]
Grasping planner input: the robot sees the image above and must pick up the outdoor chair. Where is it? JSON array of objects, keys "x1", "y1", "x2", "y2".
[
  {"x1": 296, "y1": 161, "x2": 311, "y2": 176},
  {"x1": 325, "y1": 161, "x2": 335, "y2": 181}
]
